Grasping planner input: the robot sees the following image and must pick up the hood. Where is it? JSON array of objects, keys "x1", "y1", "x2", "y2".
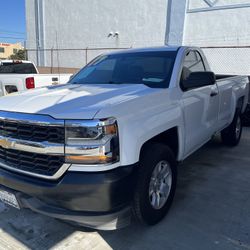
[{"x1": 0, "y1": 83, "x2": 155, "y2": 119}]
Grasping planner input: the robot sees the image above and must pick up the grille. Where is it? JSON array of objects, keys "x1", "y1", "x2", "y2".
[
  {"x1": 0, "y1": 146, "x2": 64, "y2": 177},
  {"x1": 0, "y1": 120, "x2": 65, "y2": 144}
]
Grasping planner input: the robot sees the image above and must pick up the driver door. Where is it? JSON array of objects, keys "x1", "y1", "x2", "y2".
[{"x1": 181, "y1": 50, "x2": 219, "y2": 157}]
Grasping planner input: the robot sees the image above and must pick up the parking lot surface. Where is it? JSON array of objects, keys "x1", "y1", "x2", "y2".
[{"x1": 0, "y1": 128, "x2": 249, "y2": 250}]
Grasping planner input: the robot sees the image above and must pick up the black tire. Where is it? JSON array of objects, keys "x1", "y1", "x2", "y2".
[
  {"x1": 132, "y1": 143, "x2": 177, "y2": 225},
  {"x1": 242, "y1": 103, "x2": 250, "y2": 126},
  {"x1": 221, "y1": 110, "x2": 242, "y2": 146}
]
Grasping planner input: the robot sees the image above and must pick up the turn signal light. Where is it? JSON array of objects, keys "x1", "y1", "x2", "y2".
[{"x1": 65, "y1": 155, "x2": 113, "y2": 164}]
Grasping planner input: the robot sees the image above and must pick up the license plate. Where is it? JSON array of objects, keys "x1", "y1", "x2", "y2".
[{"x1": 0, "y1": 190, "x2": 20, "y2": 209}]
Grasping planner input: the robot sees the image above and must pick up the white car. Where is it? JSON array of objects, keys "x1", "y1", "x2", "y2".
[
  {"x1": 0, "y1": 60, "x2": 72, "y2": 96},
  {"x1": 0, "y1": 46, "x2": 248, "y2": 230}
]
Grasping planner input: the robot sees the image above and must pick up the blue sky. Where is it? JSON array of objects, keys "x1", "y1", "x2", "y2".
[{"x1": 0, "y1": 0, "x2": 26, "y2": 44}]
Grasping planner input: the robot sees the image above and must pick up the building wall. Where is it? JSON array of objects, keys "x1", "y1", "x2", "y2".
[
  {"x1": 26, "y1": 0, "x2": 169, "y2": 68},
  {"x1": 165, "y1": 0, "x2": 188, "y2": 45},
  {"x1": 183, "y1": 0, "x2": 250, "y2": 74},
  {"x1": 0, "y1": 43, "x2": 24, "y2": 60},
  {"x1": 26, "y1": 0, "x2": 250, "y2": 74},
  {"x1": 184, "y1": 0, "x2": 250, "y2": 46}
]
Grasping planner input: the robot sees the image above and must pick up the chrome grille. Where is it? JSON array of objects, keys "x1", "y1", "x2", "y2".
[
  {"x1": 0, "y1": 120, "x2": 65, "y2": 144},
  {"x1": 0, "y1": 111, "x2": 68, "y2": 179},
  {"x1": 0, "y1": 146, "x2": 64, "y2": 177}
]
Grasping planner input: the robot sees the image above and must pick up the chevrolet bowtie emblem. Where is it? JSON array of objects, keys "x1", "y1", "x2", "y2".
[{"x1": 0, "y1": 138, "x2": 13, "y2": 149}]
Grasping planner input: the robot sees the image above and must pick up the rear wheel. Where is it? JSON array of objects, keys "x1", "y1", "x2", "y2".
[
  {"x1": 221, "y1": 111, "x2": 242, "y2": 146},
  {"x1": 132, "y1": 143, "x2": 177, "y2": 225}
]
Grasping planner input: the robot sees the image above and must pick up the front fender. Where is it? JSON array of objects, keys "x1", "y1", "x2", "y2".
[{"x1": 118, "y1": 104, "x2": 185, "y2": 165}]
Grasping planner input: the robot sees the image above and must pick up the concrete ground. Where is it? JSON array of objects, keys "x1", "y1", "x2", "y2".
[{"x1": 0, "y1": 128, "x2": 250, "y2": 250}]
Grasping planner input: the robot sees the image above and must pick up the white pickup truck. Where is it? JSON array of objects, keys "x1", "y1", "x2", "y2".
[
  {"x1": 0, "y1": 60, "x2": 72, "y2": 96},
  {"x1": 0, "y1": 46, "x2": 248, "y2": 230}
]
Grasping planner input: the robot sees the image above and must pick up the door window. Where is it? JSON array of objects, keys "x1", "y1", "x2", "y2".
[{"x1": 181, "y1": 51, "x2": 206, "y2": 87}]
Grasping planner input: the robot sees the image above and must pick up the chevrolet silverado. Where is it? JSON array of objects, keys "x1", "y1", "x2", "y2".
[{"x1": 0, "y1": 46, "x2": 248, "y2": 230}]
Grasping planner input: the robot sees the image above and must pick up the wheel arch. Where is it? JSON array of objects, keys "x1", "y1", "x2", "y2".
[{"x1": 139, "y1": 127, "x2": 180, "y2": 161}]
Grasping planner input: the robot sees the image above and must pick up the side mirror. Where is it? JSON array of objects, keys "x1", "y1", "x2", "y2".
[{"x1": 181, "y1": 71, "x2": 216, "y2": 91}]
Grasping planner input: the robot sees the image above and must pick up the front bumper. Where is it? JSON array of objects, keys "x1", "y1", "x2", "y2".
[{"x1": 0, "y1": 164, "x2": 138, "y2": 230}]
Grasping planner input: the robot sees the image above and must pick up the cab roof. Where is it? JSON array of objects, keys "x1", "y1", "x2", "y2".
[{"x1": 106, "y1": 46, "x2": 182, "y2": 56}]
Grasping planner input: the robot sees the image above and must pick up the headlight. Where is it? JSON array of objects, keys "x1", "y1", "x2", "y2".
[{"x1": 65, "y1": 118, "x2": 119, "y2": 165}]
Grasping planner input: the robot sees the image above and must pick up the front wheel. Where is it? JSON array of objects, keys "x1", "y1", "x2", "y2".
[
  {"x1": 132, "y1": 143, "x2": 177, "y2": 225},
  {"x1": 221, "y1": 111, "x2": 242, "y2": 146}
]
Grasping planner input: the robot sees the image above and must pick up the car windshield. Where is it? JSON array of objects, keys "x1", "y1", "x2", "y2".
[
  {"x1": 69, "y1": 51, "x2": 177, "y2": 88},
  {"x1": 0, "y1": 62, "x2": 37, "y2": 74}
]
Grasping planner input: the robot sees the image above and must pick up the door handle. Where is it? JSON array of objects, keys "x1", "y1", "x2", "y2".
[{"x1": 210, "y1": 90, "x2": 218, "y2": 97}]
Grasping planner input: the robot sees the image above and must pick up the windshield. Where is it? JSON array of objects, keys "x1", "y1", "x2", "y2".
[
  {"x1": 0, "y1": 63, "x2": 37, "y2": 74},
  {"x1": 69, "y1": 51, "x2": 177, "y2": 88}
]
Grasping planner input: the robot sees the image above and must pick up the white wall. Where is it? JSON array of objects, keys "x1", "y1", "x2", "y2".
[
  {"x1": 26, "y1": 0, "x2": 168, "y2": 68},
  {"x1": 25, "y1": 0, "x2": 37, "y2": 65},
  {"x1": 184, "y1": 0, "x2": 250, "y2": 46},
  {"x1": 165, "y1": 0, "x2": 188, "y2": 45},
  {"x1": 183, "y1": 0, "x2": 250, "y2": 74},
  {"x1": 26, "y1": 0, "x2": 250, "y2": 74}
]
